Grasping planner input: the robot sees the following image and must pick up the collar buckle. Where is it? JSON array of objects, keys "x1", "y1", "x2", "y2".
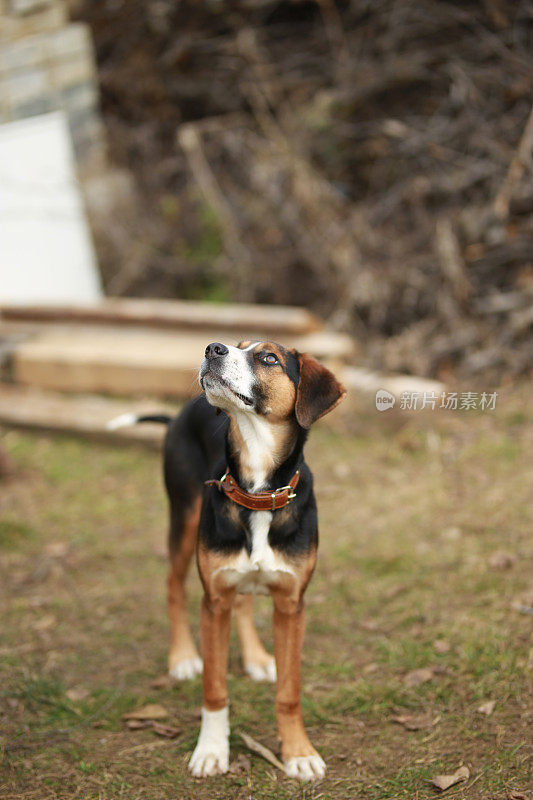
[{"x1": 278, "y1": 485, "x2": 297, "y2": 501}]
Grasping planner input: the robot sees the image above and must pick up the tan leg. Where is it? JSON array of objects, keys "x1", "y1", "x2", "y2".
[
  {"x1": 271, "y1": 588, "x2": 326, "y2": 781},
  {"x1": 189, "y1": 585, "x2": 235, "y2": 777},
  {"x1": 234, "y1": 594, "x2": 276, "y2": 682},
  {"x1": 200, "y1": 589, "x2": 235, "y2": 711},
  {"x1": 168, "y1": 497, "x2": 202, "y2": 680}
]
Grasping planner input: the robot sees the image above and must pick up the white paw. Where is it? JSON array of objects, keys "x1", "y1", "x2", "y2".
[
  {"x1": 285, "y1": 754, "x2": 326, "y2": 781},
  {"x1": 189, "y1": 743, "x2": 229, "y2": 777},
  {"x1": 189, "y1": 706, "x2": 230, "y2": 778},
  {"x1": 169, "y1": 657, "x2": 203, "y2": 681},
  {"x1": 245, "y1": 657, "x2": 276, "y2": 683}
]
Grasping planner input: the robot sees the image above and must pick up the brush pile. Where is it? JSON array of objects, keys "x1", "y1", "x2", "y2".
[{"x1": 74, "y1": 0, "x2": 533, "y2": 381}]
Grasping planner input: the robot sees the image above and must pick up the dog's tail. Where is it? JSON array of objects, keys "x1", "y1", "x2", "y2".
[{"x1": 106, "y1": 413, "x2": 172, "y2": 431}]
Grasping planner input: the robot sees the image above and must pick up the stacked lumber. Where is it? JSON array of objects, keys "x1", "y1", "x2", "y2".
[
  {"x1": 0, "y1": 298, "x2": 355, "y2": 399},
  {"x1": 0, "y1": 300, "x2": 450, "y2": 443}
]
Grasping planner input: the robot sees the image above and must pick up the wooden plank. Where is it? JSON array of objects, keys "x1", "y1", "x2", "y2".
[
  {"x1": 0, "y1": 384, "x2": 171, "y2": 447},
  {"x1": 0, "y1": 298, "x2": 323, "y2": 336},
  {"x1": 12, "y1": 328, "x2": 204, "y2": 398}
]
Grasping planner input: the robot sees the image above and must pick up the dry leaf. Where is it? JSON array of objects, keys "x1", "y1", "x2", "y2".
[
  {"x1": 511, "y1": 586, "x2": 533, "y2": 615},
  {"x1": 520, "y1": 587, "x2": 533, "y2": 607},
  {"x1": 508, "y1": 791, "x2": 530, "y2": 800},
  {"x1": 392, "y1": 712, "x2": 436, "y2": 731},
  {"x1": 360, "y1": 619, "x2": 379, "y2": 631},
  {"x1": 32, "y1": 614, "x2": 57, "y2": 632},
  {"x1": 511, "y1": 602, "x2": 533, "y2": 615},
  {"x1": 441, "y1": 526, "x2": 462, "y2": 541},
  {"x1": 122, "y1": 703, "x2": 168, "y2": 721},
  {"x1": 363, "y1": 662, "x2": 379, "y2": 674},
  {"x1": 228, "y1": 754, "x2": 251, "y2": 775},
  {"x1": 66, "y1": 687, "x2": 89, "y2": 702},
  {"x1": 433, "y1": 639, "x2": 450, "y2": 654},
  {"x1": 404, "y1": 668, "x2": 434, "y2": 687},
  {"x1": 43, "y1": 542, "x2": 69, "y2": 558},
  {"x1": 28, "y1": 596, "x2": 46, "y2": 609},
  {"x1": 477, "y1": 699, "x2": 496, "y2": 715},
  {"x1": 152, "y1": 722, "x2": 181, "y2": 738},
  {"x1": 125, "y1": 719, "x2": 153, "y2": 730},
  {"x1": 150, "y1": 675, "x2": 173, "y2": 690},
  {"x1": 383, "y1": 583, "x2": 407, "y2": 600},
  {"x1": 118, "y1": 740, "x2": 173, "y2": 756},
  {"x1": 431, "y1": 765, "x2": 470, "y2": 791},
  {"x1": 489, "y1": 551, "x2": 516, "y2": 570},
  {"x1": 238, "y1": 731, "x2": 285, "y2": 772}
]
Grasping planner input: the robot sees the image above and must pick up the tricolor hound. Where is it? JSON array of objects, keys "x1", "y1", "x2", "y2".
[{"x1": 109, "y1": 340, "x2": 345, "y2": 781}]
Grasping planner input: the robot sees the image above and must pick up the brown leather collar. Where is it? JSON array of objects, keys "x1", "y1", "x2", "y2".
[{"x1": 205, "y1": 469, "x2": 300, "y2": 511}]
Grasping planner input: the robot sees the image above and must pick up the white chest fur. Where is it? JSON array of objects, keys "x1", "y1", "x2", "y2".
[
  {"x1": 231, "y1": 411, "x2": 275, "y2": 491},
  {"x1": 214, "y1": 511, "x2": 295, "y2": 594}
]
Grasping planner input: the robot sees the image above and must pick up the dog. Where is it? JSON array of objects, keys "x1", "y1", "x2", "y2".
[{"x1": 109, "y1": 340, "x2": 345, "y2": 781}]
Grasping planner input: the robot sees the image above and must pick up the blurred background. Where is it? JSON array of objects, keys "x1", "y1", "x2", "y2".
[{"x1": 1, "y1": 0, "x2": 532, "y2": 390}]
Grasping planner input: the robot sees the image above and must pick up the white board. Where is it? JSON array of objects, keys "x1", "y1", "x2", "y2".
[{"x1": 0, "y1": 112, "x2": 102, "y2": 304}]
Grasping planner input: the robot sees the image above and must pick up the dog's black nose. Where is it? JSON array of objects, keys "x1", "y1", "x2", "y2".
[{"x1": 205, "y1": 342, "x2": 229, "y2": 359}]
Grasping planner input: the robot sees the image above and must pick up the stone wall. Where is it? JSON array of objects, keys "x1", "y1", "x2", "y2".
[{"x1": 0, "y1": 0, "x2": 105, "y2": 173}]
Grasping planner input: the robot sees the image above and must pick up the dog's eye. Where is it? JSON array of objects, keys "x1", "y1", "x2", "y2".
[{"x1": 263, "y1": 353, "x2": 278, "y2": 365}]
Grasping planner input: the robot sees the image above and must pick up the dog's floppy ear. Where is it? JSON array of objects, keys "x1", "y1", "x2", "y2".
[{"x1": 295, "y1": 352, "x2": 346, "y2": 429}]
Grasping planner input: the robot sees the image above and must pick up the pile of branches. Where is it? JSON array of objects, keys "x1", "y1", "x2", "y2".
[{"x1": 74, "y1": 0, "x2": 533, "y2": 381}]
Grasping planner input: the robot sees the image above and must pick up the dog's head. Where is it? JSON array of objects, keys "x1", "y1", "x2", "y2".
[{"x1": 199, "y1": 340, "x2": 345, "y2": 428}]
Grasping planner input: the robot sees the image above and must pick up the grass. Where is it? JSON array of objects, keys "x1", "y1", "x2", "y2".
[{"x1": 1, "y1": 386, "x2": 532, "y2": 799}]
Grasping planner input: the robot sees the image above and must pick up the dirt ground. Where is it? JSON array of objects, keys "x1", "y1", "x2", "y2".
[{"x1": 1, "y1": 388, "x2": 531, "y2": 800}]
